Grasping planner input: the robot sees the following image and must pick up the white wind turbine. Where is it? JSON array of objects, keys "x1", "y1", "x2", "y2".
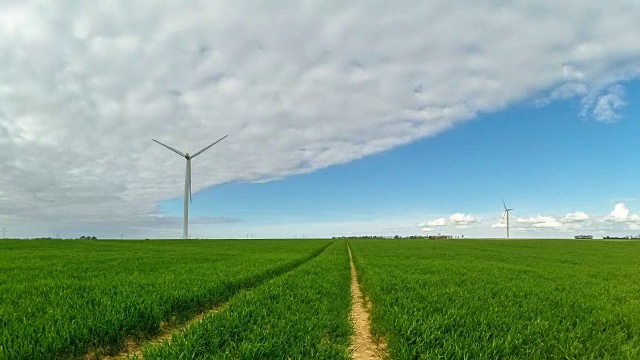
[
  {"x1": 153, "y1": 135, "x2": 228, "y2": 239},
  {"x1": 501, "y1": 198, "x2": 514, "y2": 239}
]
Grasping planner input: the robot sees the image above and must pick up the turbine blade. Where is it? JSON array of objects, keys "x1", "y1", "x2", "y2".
[
  {"x1": 501, "y1": 211, "x2": 506, "y2": 222},
  {"x1": 191, "y1": 135, "x2": 228, "y2": 158},
  {"x1": 501, "y1": 197, "x2": 507, "y2": 211},
  {"x1": 153, "y1": 139, "x2": 185, "y2": 157}
]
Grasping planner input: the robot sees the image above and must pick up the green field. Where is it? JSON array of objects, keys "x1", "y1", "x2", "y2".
[
  {"x1": 350, "y1": 239, "x2": 640, "y2": 359},
  {"x1": 1, "y1": 239, "x2": 640, "y2": 359},
  {"x1": 140, "y1": 240, "x2": 352, "y2": 360},
  {"x1": 0, "y1": 239, "x2": 332, "y2": 359}
]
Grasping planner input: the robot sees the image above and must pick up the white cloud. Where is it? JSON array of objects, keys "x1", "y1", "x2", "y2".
[
  {"x1": 591, "y1": 85, "x2": 627, "y2": 122},
  {"x1": 603, "y1": 203, "x2": 640, "y2": 223},
  {"x1": 425, "y1": 205, "x2": 640, "y2": 238},
  {"x1": 490, "y1": 205, "x2": 640, "y2": 236},
  {"x1": 517, "y1": 216, "x2": 564, "y2": 229},
  {"x1": 495, "y1": 210, "x2": 595, "y2": 234},
  {"x1": 561, "y1": 211, "x2": 590, "y2": 223},
  {"x1": 420, "y1": 213, "x2": 478, "y2": 229},
  {"x1": 449, "y1": 213, "x2": 478, "y2": 226},
  {"x1": 1, "y1": 2, "x2": 640, "y2": 235},
  {"x1": 420, "y1": 227, "x2": 434, "y2": 232},
  {"x1": 427, "y1": 218, "x2": 447, "y2": 227}
]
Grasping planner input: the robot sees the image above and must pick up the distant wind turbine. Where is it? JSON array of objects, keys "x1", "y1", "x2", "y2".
[
  {"x1": 153, "y1": 135, "x2": 228, "y2": 239},
  {"x1": 501, "y1": 198, "x2": 514, "y2": 239}
]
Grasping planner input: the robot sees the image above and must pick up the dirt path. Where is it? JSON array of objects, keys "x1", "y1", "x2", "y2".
[
  {"x1": 89, "y1": 304, "x2": 226, "y2": 360},
  {"x1": 348, "y1": 245, "x2": 386, "y2": 360}
]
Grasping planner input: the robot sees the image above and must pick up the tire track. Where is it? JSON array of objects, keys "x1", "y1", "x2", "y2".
[
  {"x1": 87, "y1": 241, "x2": 335, "y2": 360},
  {"x1": 93, "y1": 304, "x2": 226, "y2": 360}
]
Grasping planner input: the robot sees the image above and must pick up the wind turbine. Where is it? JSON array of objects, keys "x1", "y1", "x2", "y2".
[
  {"x1": 501, "y1": 198, "x2": 514, "y2": 239},
  {"x1": 153, "y1": 135, "x2": 228, "y2": 239}
]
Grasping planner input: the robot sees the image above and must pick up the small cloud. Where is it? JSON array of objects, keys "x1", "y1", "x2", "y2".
[
  {"x1": 516, "y1": 216, "x2": 563, "y2": 229},
  {"x1": 606, "y1": 203, "x2": 629, "y2": 221},
  {"x1": 590, "y1": 85, "x2": 627, "y2": 123},
  {"x1": 561, "y1": 211, "x2": 589, "y2": 223},
  {"x1": 420, "y1": 227, "x2": 434, "y2": 232},
  {"x1": 448, "y1": 213, "x2": 478, "y2": 225},
  {"x1": 535, "y1": 81, "x2": 588, "y2": 107},
  {"x1": 603, "y1": 203, "x2": 632, "y2": 222},
  {"x1": 532, "y1": 219, "x2": 563, "y2": 229},
  {"x1": 491, "y1": 223, "x2": 506, "y2": 228},
  {"x1": 420, "y1": 213, "x2": 478, "y2": 228},
  {"x1": 427, "y1": 218, "x2": 447, "y2": 226}
]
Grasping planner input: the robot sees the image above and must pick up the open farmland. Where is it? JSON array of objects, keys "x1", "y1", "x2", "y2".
[
  {"x1": 140, "y1": 240, "x2": 352, "y2": 359},
  {"x1": 2, "y1": 238, "x2": 640, "y2": 359},
  {"x1": 0, "y1": 239, "x2": 331, "y2": 359},
  {"x1": 349, "y1": 239, "x2": 640, "y2": 359}
]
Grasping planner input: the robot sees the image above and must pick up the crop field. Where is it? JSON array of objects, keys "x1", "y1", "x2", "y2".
[
  {"x1": 0, "y1": 239, "x2": 332, "y2": 359},
  {"x1": 140, "y1": 240, "x2": 352, "y2": 359},
  {"x1": 2, "y1": 238, "x2": 640, "y2": 359},
  {"x1": 349, "y1": 239, "x2": 640, "y2": 359}
]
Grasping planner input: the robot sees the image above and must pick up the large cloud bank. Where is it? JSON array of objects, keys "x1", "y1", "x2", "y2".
[{"x1": 1, "y1": 1, "x2": 640, "y2": 232}]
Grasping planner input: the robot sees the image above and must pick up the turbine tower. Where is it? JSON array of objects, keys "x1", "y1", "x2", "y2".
[
  {"x1": 153, "y1": 135, "x2": 228, "y2": 239},
  {"x1": 501, "y1": 198, "x2": 514, "y2": 239}
]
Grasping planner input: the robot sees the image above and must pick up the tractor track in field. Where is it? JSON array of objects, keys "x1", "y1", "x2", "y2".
[
  {"x1": 92, "y1": 304, "x2": 227, "y2": 360},
  {"x1": 87, "y1": 241, "x2": 335, "y2": 360},
  {"x1": 348, "y1": 245, "x2": 386, "y2": 360}
]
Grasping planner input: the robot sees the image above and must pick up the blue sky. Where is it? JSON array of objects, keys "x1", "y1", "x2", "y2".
[
  {"x1": 2, "y1": 2, "x2": 640, "y2": 239},
  {"x1": 160, "y1": 80, "x2": 640, "y2": 238}
]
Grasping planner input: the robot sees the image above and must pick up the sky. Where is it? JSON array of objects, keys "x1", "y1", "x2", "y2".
[{"x1": 1, "y1": 1, "x2": 639, "y2": 239}]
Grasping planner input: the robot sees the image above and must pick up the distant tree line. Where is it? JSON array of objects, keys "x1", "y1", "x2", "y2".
[
  {"x1": 2, "y1": 236, "x2": 99, "y2": 240},
  {"x1": 333, "y1": 234, "x2": 457, "y2": 240},
  {"x1": 577, "y1": 235, "x2": 640, "y2": 239}
]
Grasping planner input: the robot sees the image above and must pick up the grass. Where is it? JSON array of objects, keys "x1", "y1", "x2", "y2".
[
  {"x1": 4, "y1": 238, "x2": 640, "y2": 359},
  {"x1": 139, "y1": 240, "x2": 353, "y2": 360},
  {"x1": 0, "y1": 239, "x2": 331, "y2": 359},
  {"x1": 349, "y1": 239, "x2": 640, "y2": 359}
]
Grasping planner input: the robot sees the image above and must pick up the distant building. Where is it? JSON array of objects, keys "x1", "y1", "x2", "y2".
[{"x1": 574, "y1": 235, "x2": 593, "y2": 239}]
